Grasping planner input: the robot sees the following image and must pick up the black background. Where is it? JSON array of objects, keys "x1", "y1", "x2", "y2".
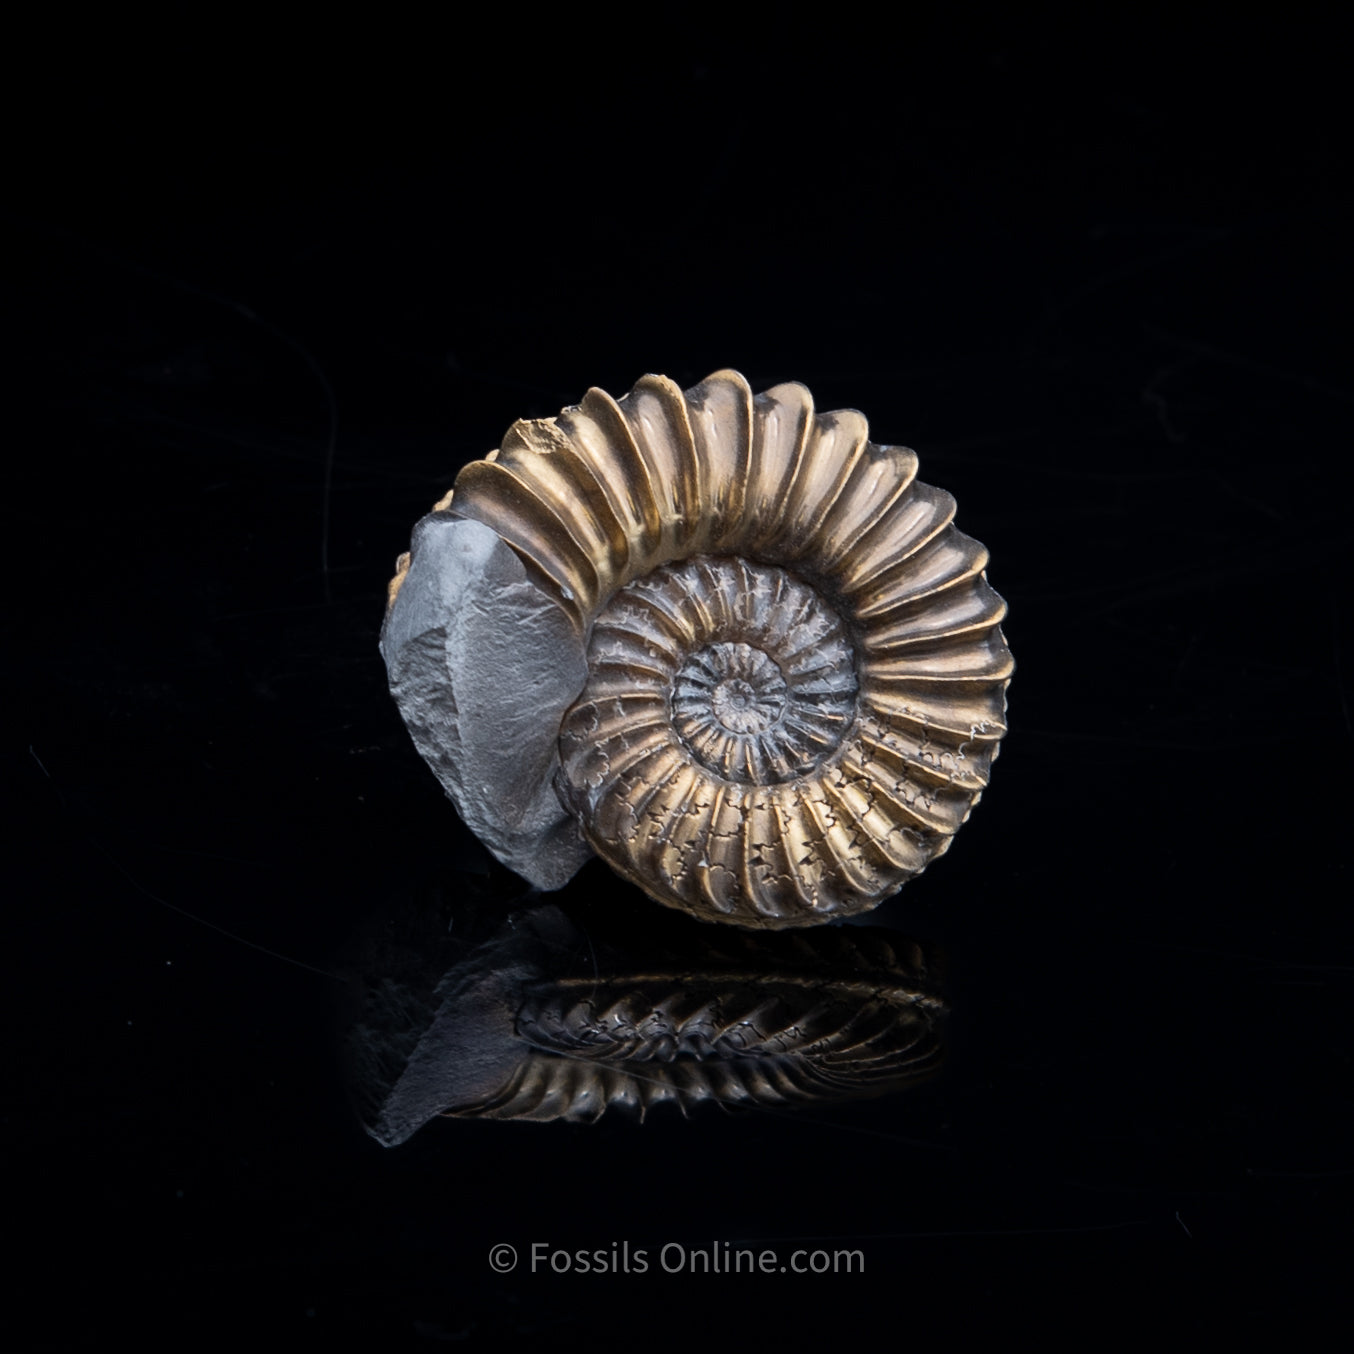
[{"x1": 11, "y1": 8, "x2": 1352, "y2": 1346}]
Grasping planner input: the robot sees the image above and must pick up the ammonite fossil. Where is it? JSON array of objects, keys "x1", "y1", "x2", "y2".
[{"x1": 381, "y1": 370, "x2": 1012, "y2": 929}]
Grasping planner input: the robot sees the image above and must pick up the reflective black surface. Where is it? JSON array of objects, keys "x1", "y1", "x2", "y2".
[
  {"x1": 14, "y1": 11, "x2": 1352, "y2": 1344},
  {"x1": 348, "y1": 890, "x2": 946, "y2": 1136}
]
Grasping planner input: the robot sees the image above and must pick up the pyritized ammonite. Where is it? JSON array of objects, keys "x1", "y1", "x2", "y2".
[{"x1": 381, "y1": 370, "x2": 1013, "y2": 928}]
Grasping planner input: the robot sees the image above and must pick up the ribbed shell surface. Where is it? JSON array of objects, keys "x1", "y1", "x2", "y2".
[{"x1": 434, "y1": 370, "x2": 1013, "y2": 928}]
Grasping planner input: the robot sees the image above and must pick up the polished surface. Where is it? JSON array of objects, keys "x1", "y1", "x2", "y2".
[{"x1": 349, "y1": 895, "x2": 945, "y2": 1135}]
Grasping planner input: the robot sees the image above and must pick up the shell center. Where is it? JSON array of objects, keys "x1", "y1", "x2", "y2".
[
  {"x1": 627, "y1": 560, "x2": 860, "y2": 784},
  {"x1": 688, "y1": 644, "x2": 789, "y2": 734},
  {"x1": 566, "y1": 556, "x2": 859, "y2": 788}
]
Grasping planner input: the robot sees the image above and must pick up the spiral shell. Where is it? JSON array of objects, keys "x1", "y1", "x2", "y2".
[{"x1": 388, "y1": 370, "x2": 1012, "y2": 928}]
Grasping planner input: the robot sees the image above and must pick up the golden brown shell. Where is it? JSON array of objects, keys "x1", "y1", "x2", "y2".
[{"x1": 398, "y1": 370, "x2": 1012, "y2": 928}]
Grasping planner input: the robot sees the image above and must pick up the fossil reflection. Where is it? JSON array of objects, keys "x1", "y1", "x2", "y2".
[{"x1": 348, "y1": 891, "x2": 946, "y2": 1142}]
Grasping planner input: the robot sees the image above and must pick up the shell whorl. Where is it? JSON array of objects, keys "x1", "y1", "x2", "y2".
[{"x1": 422, "y1": 370, "x2": 1012, "y2": 928}]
